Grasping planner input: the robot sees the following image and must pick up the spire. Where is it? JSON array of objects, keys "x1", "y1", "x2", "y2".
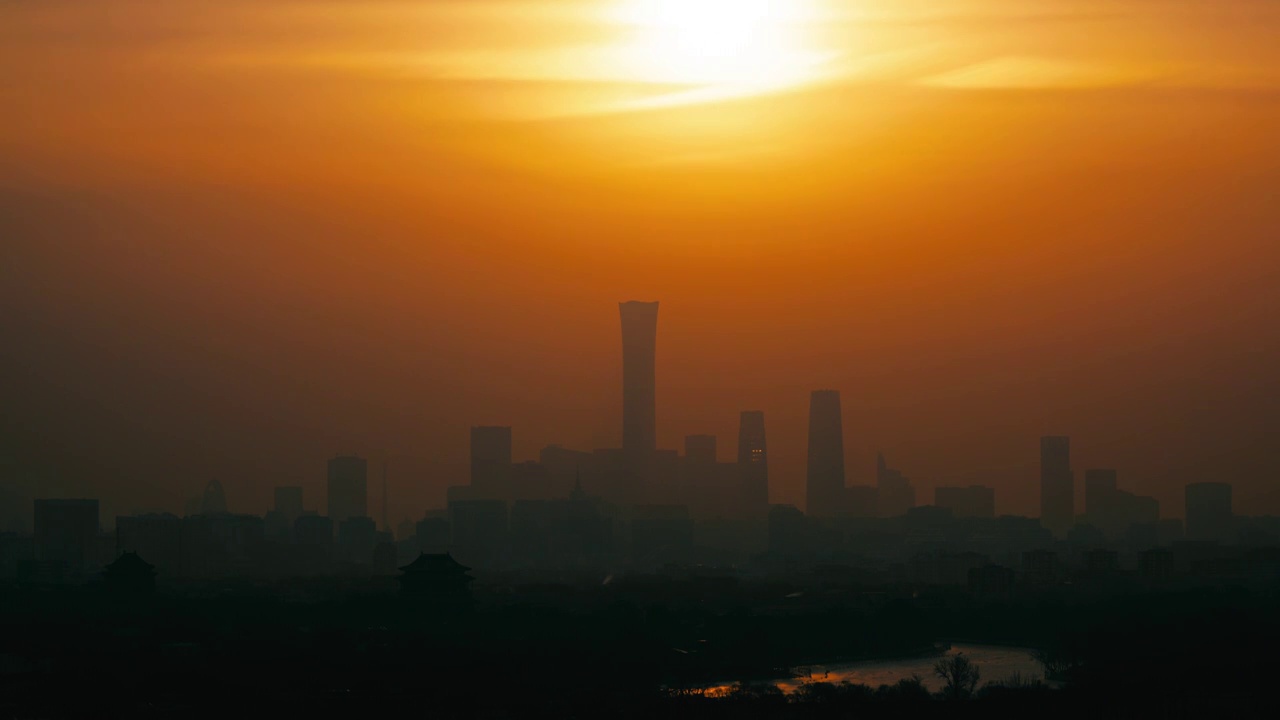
[
  {"x1": 382, "y1": 460, "x2": 389, "y2": 532},
  {"x1": 570, "y1": 465, "x2": 585, "y2": 501}
]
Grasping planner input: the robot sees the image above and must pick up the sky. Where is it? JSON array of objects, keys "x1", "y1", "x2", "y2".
[{"x1": 2, "y1": 0, "x2": 1278, "y2": 528}]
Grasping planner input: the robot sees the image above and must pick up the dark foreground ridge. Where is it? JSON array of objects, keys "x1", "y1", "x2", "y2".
[{"x1": 2, "y1": 571, "x2": 1279, "y2": 718}]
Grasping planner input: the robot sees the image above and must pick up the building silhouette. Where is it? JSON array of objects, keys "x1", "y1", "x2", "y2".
[
  {"x1": 327, "y1": 455, "x2": 368, "y2": 528},
  {"x1": 470, "y1": 426, "x2": 513, "y2": 499},
  {"x1": 619, "y1": 301, "x2": 659, "y2": 473},
  {"x1": 876, "y1": 452, "x2": 916, "y2": 518},
  {"x1": 737, "y1": 411, "x2": 769, "y2": 513},
  {"x1": 103, "y1": 551, "x2": 156, "y2": 595},
  {"x1": 806, "y1": 390, "x2": 846, "y2": 517},
  {"x1": 1186, "y1": 482, "x2": 1234, "y2": 542},
  {"x1": 1040, "y1": 436, "x2": 1074, "y2": 537},
  {"x1": 684, "y1": 434, "x2": 717, "y2": 465},
  {"x1": 398, "y1": 552, "x2": 474, "y2": 608},
  {"x1": 201, "y1": 480, "x2": 228, "y2": 515},
  {"x1": 273, "y1": 486, "x2": 304, "y2": 527}
]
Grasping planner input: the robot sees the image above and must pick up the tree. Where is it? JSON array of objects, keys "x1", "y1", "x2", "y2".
[{"x1": 934, "y1": 653, "x2": 981, "y2": 700}]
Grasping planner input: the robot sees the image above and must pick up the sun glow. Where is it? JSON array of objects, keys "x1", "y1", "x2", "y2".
[{"x1": 613, "y1": 0, "x2": 828, "y2": 92}]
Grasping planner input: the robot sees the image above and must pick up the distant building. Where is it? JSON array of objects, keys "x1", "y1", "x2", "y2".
[
  {"x1": 1040, "y1": 436, "x2": 1074, "y2": 538},
  {"x1": 934, "y1": 486, "x2": 996, "y2": 519},
  {"x1": 768, "y1": 504, "x2": 811, "y2": 558},
  {"x1": 631, "y1": 504, "x2": 693, "y2": 565},
  {"x1": 273, "y1": 486, "x2": 304, "y2": 526},
  {"x1": 876, "y1": 453, "x2": 916, "y2": 518},
  {"x1": 415, "y1": 516, "x2": 451, "y2": 554},
  {"x1": 1084, "y1": 469, "x2": 1118, "y2": 519},
  {"x1": 103, "y1": 552, "x2": 156, "y2": 595},
  {"x1": 1185, "y1": 482, "x2": 1234, "y2": 543},
  {"x1": 737, "y1": 411, "x2": 769, "y2": 513},
  {"x1": 398, "y1": 553, "x2": 474, "y2": 608},
  {"x1": 619, "y1": 301, "x2": 659, "y2": 474},
  {"x1": 327, "y1": 455, "x2": 368, "y2": 528},
  {"x1": 806, "y1": 390, "x2": 846, "y2": 517},
  {"x1": 34, "y1": 499, "x2": 100, "y2": 573},
  {"x1": 336, "y1": 516, "x2": 377, "y2": 565},
  {"x1": 201, "y1": 480, "x2": 228, "y2": 515},
  {"x1": 470, "y1": 426, "x2": 513, "y2": 498},
  {"x1": 449, "y1": 499, "x2": 508, "y2": 568},
  {"x1": 1022, "y1": 549, "x2": 1060, "y2": 586},
  {"x1": 684, "y1": 435, "x2": 717, "y2": 465},
  {"x1": 116, "y1": 513, "x2": 183, "y2": 577}
]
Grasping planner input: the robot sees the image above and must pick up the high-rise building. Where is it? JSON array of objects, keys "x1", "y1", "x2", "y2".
[
  {"x1": 33, "y1": 499, "x2": 100, "y2": 572},
  {"x1": 1185, "y1": 482, "x2": 1234, "y2": 542},
  {"x1": 619, "y1": 301, "x2": 659, "y2": 468},
  {"x1": 876, "y1": 452, "x2": 916, "y2": 518},
  {"x1": 273, "y1": 486, "x2": 304, "y2": 526},
  {"x1": 684, "y1": 435, "x2": 717, "y2": 465},
  {"x1": 806, "y1": 390, "x2": 846, "y2": 516},
  {"x1": 470, "y1": 426, "x2": 513, "y2": 498},
  {"x1": 327, "y1": 455, "x2": 368, "y2": 527},
  {"x1": 737, "y1": 411, "x2": 769, "y2": 512},
  {"x1": 1039, "y1": 436, "x2": 1074, "y2": 537},
  {"x1": 201, "y1": 480, "x2": 228, "y2": 515}
]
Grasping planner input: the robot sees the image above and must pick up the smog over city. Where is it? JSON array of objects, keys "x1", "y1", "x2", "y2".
[{"x1": 2, "y1": 1, "x2": 1279, "y2": 717}]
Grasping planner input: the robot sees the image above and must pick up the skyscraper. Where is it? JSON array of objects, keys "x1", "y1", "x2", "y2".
[
  {"x1": 470, "y1": 426, "x2": 513, "y2": 498},
  {"x1": 806, "y1": 390, "x2": 846, "y2": 517},
  {"x1": 1040, "y1": 436, "x2": 1074, "y2": 537},
  {"x1": 327, "y1": 455, "x2": 368, "y2": 526},
  {"x1": 201, "y1": 479, "x2": 228, "y2": 515},
  {"x1": 737, "y1": 411, "x2": 769, "y2": 511},
  {"x1": 619, "y1": 301, "x2": 659, "y2": 468}
]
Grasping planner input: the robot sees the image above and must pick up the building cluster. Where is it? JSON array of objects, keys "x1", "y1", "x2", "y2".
[{"x1": 0, "y1": 301, "x2": 1271, "y2": 587}]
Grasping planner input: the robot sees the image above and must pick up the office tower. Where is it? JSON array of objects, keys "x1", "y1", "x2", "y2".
[
  {"x1": 1185, "y1": 482, "x2": 1234, "y2": 542},
  {"x1": 1039, "y1": 436, "x2": 1074, "y2": 537},
  {"x1": 737, "y1": 411, "x2": 769, "y2": 511},
  {"x1": 33, "y1": 499, "x2": 100, "y2": 572},
  {"x1": 327, "y1": 455, "x2": 368, "y2": 526},
  {"x1": 201, "y1": 479, "x2": 228, "y2": 515},
  {"x1": 116, "y1": 513, "x2": 184, "y2": 577},
  {"x1": 684, "y1": 435, "x2": 717, "y2": 465},
  {"x1": 619, "y1": 301, "x2": 659, "y2": 467},
  {"x1": 274, "y1": 486, "x2": 304, "y2": 526},
  {"x1": 935, "y1": 486, "x2": 997, "y2": 518},
  {"x1": 876, "y1": 452, "x2": 916, "y2": 518},
  {"x1": 806, "y1": 390, "x2": 846, "y2": 516},
  {"x1": 470, "y1": 426, "x2": 513, "y2": 499}
]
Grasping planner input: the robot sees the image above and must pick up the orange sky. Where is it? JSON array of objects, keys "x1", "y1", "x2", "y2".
[{"x1": 2, "y1": 0, "x2": 1279, "y2": 527}]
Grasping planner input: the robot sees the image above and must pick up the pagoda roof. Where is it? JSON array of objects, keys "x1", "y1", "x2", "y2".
[
  {"x1": 398, "y1": 552, "x2": 472, "y2": 574},
  {"x1": 106, "y1": 551, "x2": 156, "y2": 574}
]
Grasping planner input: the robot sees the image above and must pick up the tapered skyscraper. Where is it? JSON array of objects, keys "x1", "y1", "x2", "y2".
[
  {"x1": 806, "y1": 390, "x2": 846, "y2": 517},
  {"x1": 737, "y1": 411, "x2": 769, "y2": 512},
  {"x1": 619, "y1": 301, "x2": 659, "y2": 467},
  {"x1": 1040, "y1": 436, "x2": 1073, "y2": 537}
]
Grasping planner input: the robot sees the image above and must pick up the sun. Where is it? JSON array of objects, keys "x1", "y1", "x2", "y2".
[{"x1": 613, "y1": 0, "x2": 825, "y2": 90}]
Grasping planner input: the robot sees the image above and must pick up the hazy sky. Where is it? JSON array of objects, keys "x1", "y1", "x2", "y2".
[{"x1": 2, "y1": 0, "x2": 1278, "y2": 527}]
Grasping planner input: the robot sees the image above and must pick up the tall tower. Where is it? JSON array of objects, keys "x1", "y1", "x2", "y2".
[
  {"x1": 1039, "y1": 436, "x2": 1073, "y2": 537},
  {"x1": 806, "y1": 390, "x2": 846, "y2": 517},
  {"x1": 327, "y1": 455, "x2": 368, "y2": 526},
  {"x1": 737, "y1": 411, "x2": 769, "y2": 512},
  {"x1": 619, "y1": 301, "x2": 659, "y2": 467}
]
